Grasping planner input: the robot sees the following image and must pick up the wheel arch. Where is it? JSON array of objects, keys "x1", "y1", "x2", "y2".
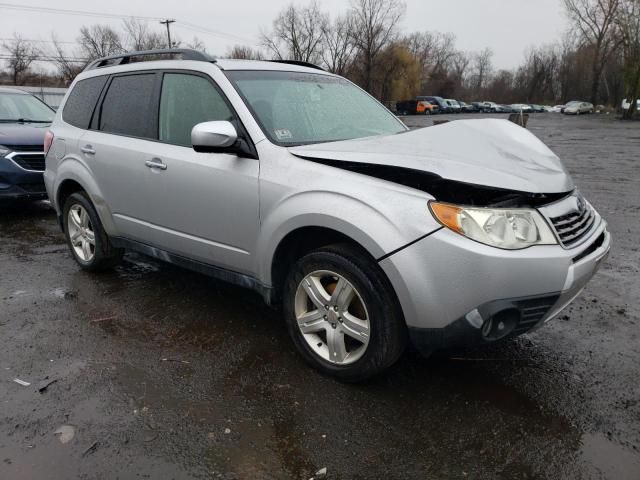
[
  {"x1": 268, "y1": 225, "x2": 380, "y2": 304},
  {"x1": 53, "y1": 160, "x2": 117, "y2": 235}
]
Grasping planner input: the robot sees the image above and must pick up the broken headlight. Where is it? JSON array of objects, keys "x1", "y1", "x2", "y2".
[{"x1": 430, "y1": 202, "x2": 557, "y2": 250}]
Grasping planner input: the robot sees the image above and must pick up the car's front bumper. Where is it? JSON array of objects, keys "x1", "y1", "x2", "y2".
[
  {"x1": 380, "y1": 217, "x2": 610, "y2": 354},
  {"x1": 0, "y1": 156, "x2": 47, "y2": 201}
]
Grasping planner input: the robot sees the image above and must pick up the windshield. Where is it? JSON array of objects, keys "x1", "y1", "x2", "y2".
[
  {"x1": 225, "y1": 70, "x2": 406, "y2": 146},
  {"x1": 0, "y1": 93, "x2": 54, "y2": 122}
]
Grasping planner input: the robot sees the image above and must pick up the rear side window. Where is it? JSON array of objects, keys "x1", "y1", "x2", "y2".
[
  {"x1": 159, "y1": 73, "x2": 233, "y2": 146},
  {"x1": 99, "y1": 73, "x2": 158, "y2": 139},
  {"x1": 62, "y1": 76, "x2": 108, "y2": 129}
]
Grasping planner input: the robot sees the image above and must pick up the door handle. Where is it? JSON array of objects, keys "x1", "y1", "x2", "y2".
[
  {"x1": 80, "y1": 145, "x2": 95, "y2": 155},
  {"x1": 145, "y1": 158, "x2": 167, "y2": 170}
]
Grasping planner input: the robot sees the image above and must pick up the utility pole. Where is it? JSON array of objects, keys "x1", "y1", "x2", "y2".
[{"x1": 159, "y1": 19, "x2": 175, "y2": 48}]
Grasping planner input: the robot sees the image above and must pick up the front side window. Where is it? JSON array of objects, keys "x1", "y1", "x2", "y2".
[
  {"x1": 159, "y1": 73, "x2": 233, "y2": 146},
  {"x1": 99, "y1": 73, "x2": 158, "y2": 139},
  {"x1": 0, "y1": 93, "x2": 54, "y2": 123},
  {"x1": 225, "y1": 70, "x2": 406, "y2": 146}
]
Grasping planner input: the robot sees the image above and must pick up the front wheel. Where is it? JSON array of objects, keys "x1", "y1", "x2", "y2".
[
  {"x1": 63, "y1": 192, "x2": 123, "y2": 271},
  {"x1": 283, "y1": 244, "x2": 407, "y2": 382}
]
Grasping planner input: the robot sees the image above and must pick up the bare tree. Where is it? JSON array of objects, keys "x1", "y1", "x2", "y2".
[
  {"x1": 226, "y1": 45, "x2": 264, "y2": 60},
  {"x1": 122, "y1": 18, "x2": 165, "y2": 51},
  {"x1": 563, "y1": 0, "x2": 621, "y2": 104},
  {"x1": 617, "y1": 0, "x2": 640, "y2": 117},
  {"x1": 450, "y1": 51, "x2": 471, "y2": 85},
  {"x1": 469, "y1": 48, "x2": 493, "y2": 91},
  {"x1": 50, "y1": 34, "x2": 83, "y2": 83},
  {"x1": 77, "y1": 25, "x2": 124, "y2": 61},
  {"x1": 321, "y1": 14, "x2": 356, "y2": 74},
  {"x1": 1, "y1": 34, "x2": 40, "y2": 84},
  {"x1": 186, "y1": 36, "x2": 207, "y2": 53},
  {"x1": 350, "y1": 0, "x2": 406, "y2": 93},
  {"x1": 261, "y1": 1, "x2": 328, "y2": 63}
]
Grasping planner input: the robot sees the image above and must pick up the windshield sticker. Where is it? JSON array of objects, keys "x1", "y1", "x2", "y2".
[{"x1": 274, "y1": 129, "x2": 293, "y2": 140}]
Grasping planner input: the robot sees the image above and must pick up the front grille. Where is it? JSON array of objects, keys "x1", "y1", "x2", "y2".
[
  {"x1": 549, "y1": 199, "x2": 595, "y2": 247},
  {"x1": 8, "y1": 144, "x2": 44, "y2": 152},
  {"x1": 11, "y1": 153, "x2": 46, "y2": 171}
]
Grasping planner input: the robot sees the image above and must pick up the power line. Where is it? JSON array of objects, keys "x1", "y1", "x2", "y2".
[
  {"x1": 0, "y1": 2, "x2": 163, "y2": 21},
  {"x1": 0, "y1": 2, "x2": 258, "y2": 45},
  {"x1": 0, "y1": 55, "x2": 88, "y2": 63},
  {"x1": 0, "y1": 38, "x2": 77, "y2": 45}
]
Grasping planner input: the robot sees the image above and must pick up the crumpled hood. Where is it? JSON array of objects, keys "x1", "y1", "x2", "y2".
[{"x1": 289, "y1": 119, "x2": 574, "y2": 194}]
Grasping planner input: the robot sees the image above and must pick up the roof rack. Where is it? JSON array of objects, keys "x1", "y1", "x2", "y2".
[
  {"x1": 84, "y1": 48, "x2": 215, "y2": 71},
  {"x1": 269, "y1": 60, "x2": 324, "y2": 71}
]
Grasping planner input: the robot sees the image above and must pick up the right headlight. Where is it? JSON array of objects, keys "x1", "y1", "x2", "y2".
[
  {"x1": 0, "y1": 144, "x2": 12, "y2": 158},
  {"x1": 430, "y1": 201, "x2": 558, "y2": 250}
]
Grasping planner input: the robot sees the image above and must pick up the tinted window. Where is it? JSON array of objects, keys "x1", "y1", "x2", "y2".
[
  {"x1": 99, "y1": 74, "x2": 157, "y2": 138},
  {"x1": 159, "y1": 73, "x2": 233, "y2": 146},
  {"x1": 63, "y1": 76, "x2": 108, "y2": 128}
]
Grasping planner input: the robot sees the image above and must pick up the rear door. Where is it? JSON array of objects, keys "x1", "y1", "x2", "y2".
[
  {"x1": 80, "y1": 71, "x2": 162, "y2": 241},
  {"x1": 135, "y1": 71, "x2": 259, "y2": 274}
]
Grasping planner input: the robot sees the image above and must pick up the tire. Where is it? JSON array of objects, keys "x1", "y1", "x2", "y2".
[
  {"x1": 424, "y1": 109, "x2": 431, "y2": 115},
  {"x1": 62, "y1": 191, "x2": 123, "y2": 271},
  {"x1": 283, "y1": 243, "x2": 407, "y2": 382}
]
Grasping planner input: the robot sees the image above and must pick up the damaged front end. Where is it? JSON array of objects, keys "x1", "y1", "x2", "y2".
[
  {"x1": 289, "y1": 118, "x2": 575, "y2": 208},
  {"x1": 291, "y1": 157, "x2": 572, "y2": 208}
]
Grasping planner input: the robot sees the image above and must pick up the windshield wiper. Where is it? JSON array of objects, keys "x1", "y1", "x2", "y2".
[{"x1": 0, "y1": 118, "x2": 51, "y2": 123}]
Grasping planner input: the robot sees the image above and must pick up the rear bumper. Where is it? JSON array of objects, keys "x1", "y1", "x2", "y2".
[
  {"x1": 380, "y1": 218, "x2": 610, "y2": 354},
  {"x1": 0, "y1": 157, "x2": 47, "y2": 200}
]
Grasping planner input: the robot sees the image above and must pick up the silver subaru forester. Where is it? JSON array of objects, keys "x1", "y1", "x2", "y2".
[{"x1": 44, "y1": 49, "x2": 610, "y2": 381}]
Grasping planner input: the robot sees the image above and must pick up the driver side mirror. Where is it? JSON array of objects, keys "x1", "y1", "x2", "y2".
[
  {"x1": 191, "y1": 121, "x2": 238, "y2": 153},
  {"x1": 191, "y1": 121, "x2": 258, "y2": 159}
]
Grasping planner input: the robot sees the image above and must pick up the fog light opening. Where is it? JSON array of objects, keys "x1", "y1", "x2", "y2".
[{"x1": 481, "y1": 309, "x2": 520, "y2": 341}]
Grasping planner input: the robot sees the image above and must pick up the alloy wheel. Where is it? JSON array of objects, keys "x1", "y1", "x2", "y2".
[
  {"x1": 294, "y1": 270, "x2": 370, "y2": 365},
  {"x1": 67, "y1": 204, "x2": 95, "y2": 262}
]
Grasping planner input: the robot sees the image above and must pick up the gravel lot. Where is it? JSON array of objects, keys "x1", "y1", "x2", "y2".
[{"x1": 1, "y1": 113, "x2": 639, "y2": 479}]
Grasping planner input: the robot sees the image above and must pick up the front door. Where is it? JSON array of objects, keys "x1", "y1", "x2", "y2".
[{"x1": 137, "y1": 72, "x2": 259, "y2": 275}]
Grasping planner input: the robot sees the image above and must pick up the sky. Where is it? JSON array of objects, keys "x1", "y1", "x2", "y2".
[{"x1": 1, "y1": 0, "x2": 569, "y2": 71}]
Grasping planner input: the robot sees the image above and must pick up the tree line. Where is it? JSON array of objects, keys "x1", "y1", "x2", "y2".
[{"x1": 2, "y1": 0, "x2": 639, "y2": 117}]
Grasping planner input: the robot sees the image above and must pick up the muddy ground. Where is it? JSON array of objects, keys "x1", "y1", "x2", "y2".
[{"x1": 1, "y1": 113, "x2": 639, "y2": 480}]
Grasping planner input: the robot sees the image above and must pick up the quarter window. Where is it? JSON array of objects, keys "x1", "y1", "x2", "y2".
[
  {"x1": 99, "y1": 74, "x2": 158, "y2": 139},
  {"x1": 63, "y1": 76, "x2": 108, "y2": 129},
  {"x1": 159, "y1": 73, "x2": 233, "y2": 146}
]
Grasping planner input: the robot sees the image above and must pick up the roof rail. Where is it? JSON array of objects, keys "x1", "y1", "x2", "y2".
[
  {"x1": 269, "y1": 60, "x2": 324, "y2": 71},
  {"x1": 84, "y1": 48, "x2": 215, "y2": 71}
]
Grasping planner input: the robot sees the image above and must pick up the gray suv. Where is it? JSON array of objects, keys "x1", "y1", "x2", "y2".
[{"x1": 45, "y1": 49, "x2": 610, "y2": 381}]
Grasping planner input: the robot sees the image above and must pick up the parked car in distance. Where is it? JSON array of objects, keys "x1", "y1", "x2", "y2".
[
  {"x1": 482, "y1": 101, "x2": 510, "y2": 113},
  {"x1": 621, "y1": 98, "x2": 640, "y2": 111},
  {"x1": 564, "y1": 101, "x2": 594, "y2": 115},
  {"x1": 46, "y1": 49, "x2": 610, "y2": 381},
  {"x1": 0, "y1": 87, "x2": 55, "y2": 202},
  {"x1": 396, "y1": 99, "x2": 437, "y2": 116},
  {"x1": 458, "y1": 101, "x2": 475, "y2": 113},
  {"x1": 551, "y1": 105, "x2": 566, "y2": 113},
  {"x1": 418, "y1": 95, "x2": 450, "y2": 113},
  {"x1": 511, "y1": 104, "x2": 533, "y2": 113},
  {"x1": 529, "y1": 104, "x2": 545, "y2": 113},
  {"x1": 471, "y1": 101, "x2": 486, "y2": 113},
  {"x1": 445, "y1": 99, "x2": 462, "y2": 113}
]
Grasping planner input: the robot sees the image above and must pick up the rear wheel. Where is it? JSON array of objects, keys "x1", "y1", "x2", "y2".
[
  {"x1": 283, "y1": 244, "x2": 407, "y2": 382},
  {"x1": 63, "y1": 192, "x2": 122, "y2": 271}
]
